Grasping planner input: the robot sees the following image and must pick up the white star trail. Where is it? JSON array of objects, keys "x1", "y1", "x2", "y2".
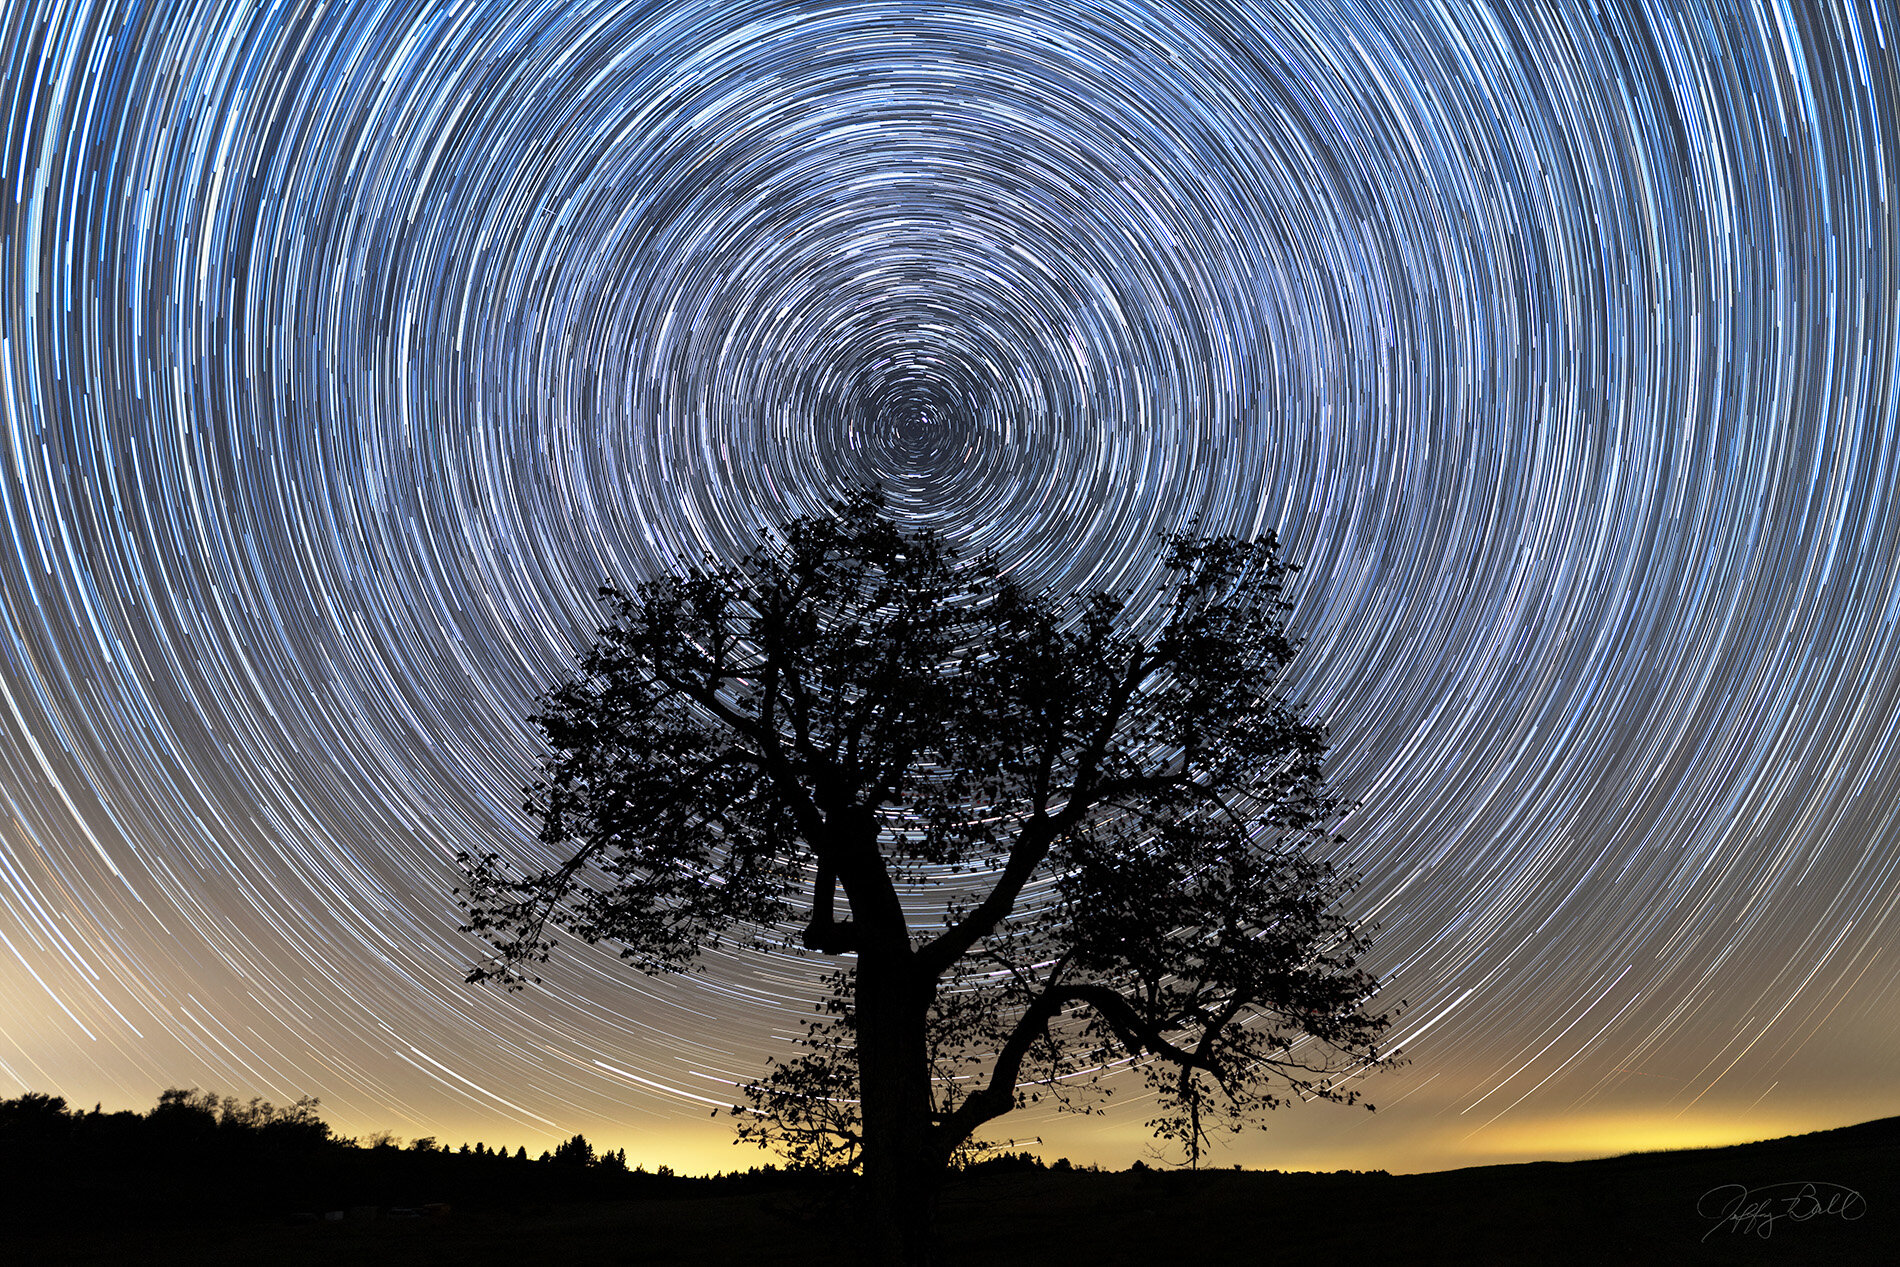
[{"x1": 1, "y1": 0, "x2": 1895, "y2": 1167}]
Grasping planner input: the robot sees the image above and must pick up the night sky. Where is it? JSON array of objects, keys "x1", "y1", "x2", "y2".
[{"x1": 2, "y1": 0, "x2": 1896, "y2": 1175}]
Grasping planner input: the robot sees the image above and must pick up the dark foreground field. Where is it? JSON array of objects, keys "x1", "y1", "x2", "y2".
[{"x1": 13, "y1": 1117, "x2": 1894, "y2": 1265}]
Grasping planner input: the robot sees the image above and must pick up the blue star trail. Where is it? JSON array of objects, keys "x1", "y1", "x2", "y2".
[{"x1": 1, "y1": 0, "x2": 1895, "y2": 1168}]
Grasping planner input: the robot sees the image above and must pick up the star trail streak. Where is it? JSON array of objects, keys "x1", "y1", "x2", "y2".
[{"x1": 1, "y1": 0, "x2": 1896, "y2": 1170}]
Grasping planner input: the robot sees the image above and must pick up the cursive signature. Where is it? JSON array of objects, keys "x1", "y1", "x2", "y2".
[{"x1": 1697, "y1": 1181, "x2": 1866, "y2": 1240}]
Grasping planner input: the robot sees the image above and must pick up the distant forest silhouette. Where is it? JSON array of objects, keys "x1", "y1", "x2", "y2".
[{"x1": 0, "y1": 1088, "x2": 820, "y2": 1228}]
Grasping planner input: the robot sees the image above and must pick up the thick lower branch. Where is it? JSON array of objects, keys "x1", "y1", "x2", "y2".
[
  {"x1": 932, "y1": 979, "x2": 1238, "y2": 1159},
  {"x1": 1060, "y1": 983, "x2": 1231, "y2": 1076}
]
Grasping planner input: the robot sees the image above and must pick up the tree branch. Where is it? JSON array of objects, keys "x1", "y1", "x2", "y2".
[
  {"x1": 931, "y1": 977, "x2": 1237, "y2": 1158},
  {"x1": 800, "y1": 861, "x2": 858, "y2": 953}
]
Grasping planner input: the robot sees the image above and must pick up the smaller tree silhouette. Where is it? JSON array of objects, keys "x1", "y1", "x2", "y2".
[{"x1": 551, "y1": 1132, "x2": 595, "y2": 1167}]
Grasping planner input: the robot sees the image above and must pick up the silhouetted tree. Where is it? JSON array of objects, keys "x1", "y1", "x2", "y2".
[
  {"x1": 0, "y1": 1091, "x2": 73, "y2": 1144},
  {"x1": 551, "y1": 1132, "x2": 595, "y2": 1167},
  {"x1": 461, "y1": 491, "x2": 1395, "y2": 1264}
]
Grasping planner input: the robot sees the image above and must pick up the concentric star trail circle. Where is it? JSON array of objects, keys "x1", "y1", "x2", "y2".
[{"x1": 2, "y1": 0, "x2": 1895, "y2": 1164}]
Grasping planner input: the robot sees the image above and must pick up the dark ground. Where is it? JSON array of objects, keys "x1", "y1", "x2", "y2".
[{"x1": 10, "y1": 1116, "x2": 1894, "y2": 1265}]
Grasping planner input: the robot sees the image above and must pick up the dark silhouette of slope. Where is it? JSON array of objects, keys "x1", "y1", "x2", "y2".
[{"x1": 5, "y1": 1094, "x2": 1892, "y2": 1265}]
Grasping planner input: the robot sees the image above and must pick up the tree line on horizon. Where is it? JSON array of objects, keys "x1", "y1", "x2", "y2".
[
  {"x1": 0, "y1": 1087, "x2": 653, "y2": 1168},
  {"x1": 0, "y1": 1088, "x2": 737, "y2": 1228}
]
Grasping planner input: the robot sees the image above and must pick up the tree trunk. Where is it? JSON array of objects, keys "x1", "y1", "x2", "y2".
[{"x1": 853, "y1": 953, "x2": 940, "y2": 1266}]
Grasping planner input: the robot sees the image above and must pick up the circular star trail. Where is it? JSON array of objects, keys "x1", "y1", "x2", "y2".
[{"x1": 2, "y1": 0, "x2": 1896, "y2": 1165}]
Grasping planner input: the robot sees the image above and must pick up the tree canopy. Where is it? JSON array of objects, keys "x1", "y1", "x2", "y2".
[{"x1": 461, "y1": 491, "x2": 1395, "y2": 1262}]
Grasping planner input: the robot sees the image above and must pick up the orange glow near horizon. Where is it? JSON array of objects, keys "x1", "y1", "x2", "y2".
[
  {"x1": 251, "y1": 1100, "x2": 1900, "y2": 1177},
  {"x1": 14, "y1": 1064, "x2": 1897, "y2": 1179}
]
